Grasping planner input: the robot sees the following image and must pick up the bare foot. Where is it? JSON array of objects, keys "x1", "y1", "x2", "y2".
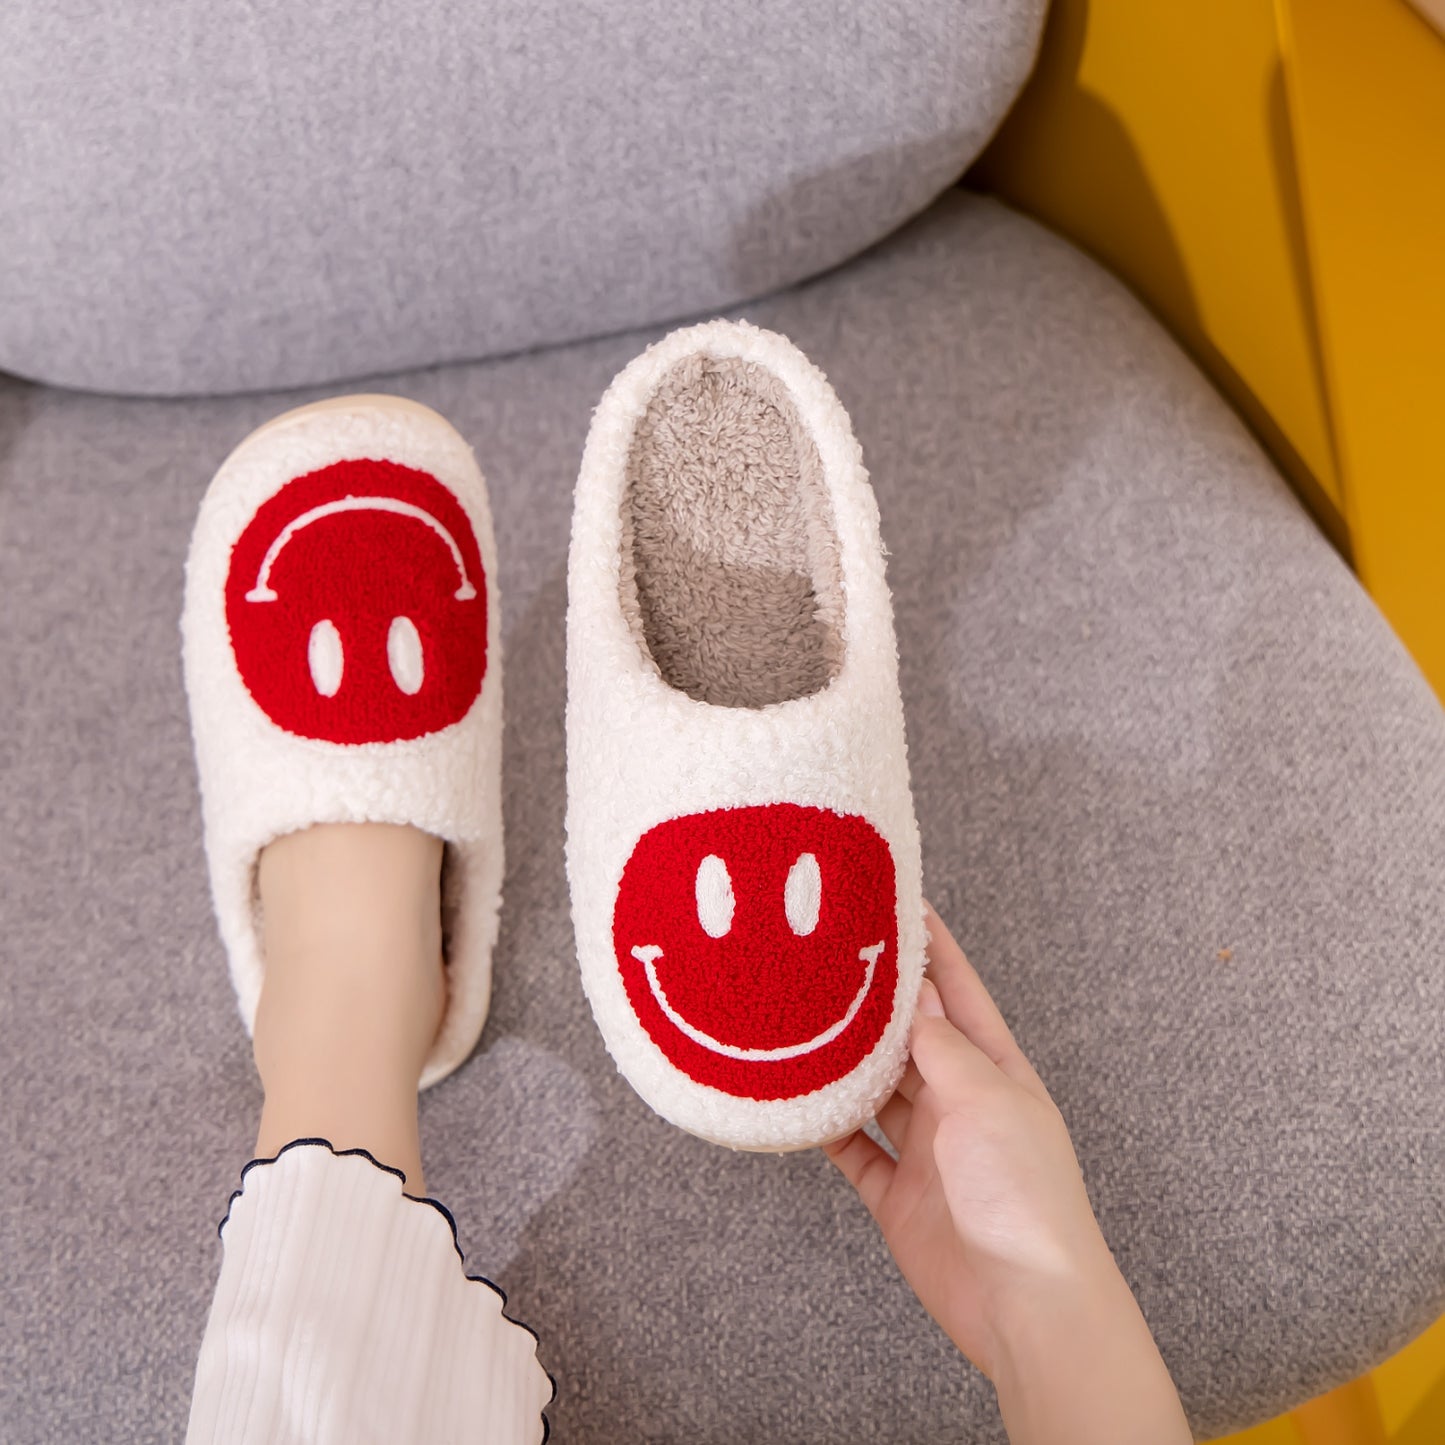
[{"x1": 251, "y1": 821, "x2": 447, "y2": 1192}]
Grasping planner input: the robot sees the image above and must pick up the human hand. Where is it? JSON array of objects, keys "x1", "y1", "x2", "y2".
[{"x1": 825, "y1": 905, "x2": 1191, "y2": 1445}]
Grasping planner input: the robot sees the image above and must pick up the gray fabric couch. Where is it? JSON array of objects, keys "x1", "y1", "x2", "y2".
[{"x1": 3, "y1": 3, "x2": 1443, "y2": 1441}]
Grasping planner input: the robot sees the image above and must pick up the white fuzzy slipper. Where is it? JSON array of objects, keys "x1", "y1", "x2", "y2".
[
  {"x1": 181, "y1": 394, "x2": 503, "y2": 1090},
  {"x1": 565, "y1": 320, "x2": 925, "y2": 1150}
]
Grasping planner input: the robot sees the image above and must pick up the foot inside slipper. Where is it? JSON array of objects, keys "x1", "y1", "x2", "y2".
[{"x1": 183, "y1": 394, "x2": 505, "y2": 1091}]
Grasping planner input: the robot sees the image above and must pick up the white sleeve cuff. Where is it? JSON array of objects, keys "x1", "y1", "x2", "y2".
[{"x1": 187, "y1": 1139, "x2": 553, "y2": 1445}]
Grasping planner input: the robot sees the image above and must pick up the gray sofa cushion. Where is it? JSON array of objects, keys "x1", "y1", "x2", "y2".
[
  {"x1": 2, "y1": 191, "x2": 1443, "y2": 1442},
  {"x1": 0, "y1": 0, "x2": 1043, "y2": 398}
]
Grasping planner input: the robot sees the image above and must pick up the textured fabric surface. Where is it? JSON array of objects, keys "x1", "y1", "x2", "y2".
[
  {"x1": 2, "y1": 192, "x2": 1444, "y2": 1442},
  {"x1": 188, "y1": 1140, "x2": 550, "y2": 1445},
  {"x1": 625, "y1": 355, "x2": 842, "y2": 708},
  {"x1": 0, "y1": 0, "x2": 1044, "y2": 397}
]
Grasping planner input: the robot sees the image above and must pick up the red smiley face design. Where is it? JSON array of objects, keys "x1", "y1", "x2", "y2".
[
  {"x1": 225, "y1": 458, "x2": 488, "y2": 744},
  {"x1": 613, "y1": 803, "x2": 898, "y2": 1100}
]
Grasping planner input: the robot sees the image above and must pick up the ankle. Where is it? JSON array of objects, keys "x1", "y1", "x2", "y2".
[{"x1": 255, "y1": 1085, "x2": 427, "y2": 1193}]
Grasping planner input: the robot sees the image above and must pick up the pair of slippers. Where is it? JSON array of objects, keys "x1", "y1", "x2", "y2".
[{"x1": 182, "y1": 320, "x2": 925, "y2": 1151}]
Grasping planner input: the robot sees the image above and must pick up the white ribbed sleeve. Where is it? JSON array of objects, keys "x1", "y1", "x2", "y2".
[{"x1": 187, "y1": 1140, "x2": 552, "y2": 1445}]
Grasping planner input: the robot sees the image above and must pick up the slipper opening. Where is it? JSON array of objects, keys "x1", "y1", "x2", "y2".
[{"x1": 619, "y1": 354, "x2": 844, "y2": 708}]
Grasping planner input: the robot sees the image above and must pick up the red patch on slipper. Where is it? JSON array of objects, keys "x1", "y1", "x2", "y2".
[
  {"x1": 613, "y1": 803, "x2": 897, "y2": 1100},
  {"x1": 225, "y1": 457, "x2": 488, "y2": 745}
]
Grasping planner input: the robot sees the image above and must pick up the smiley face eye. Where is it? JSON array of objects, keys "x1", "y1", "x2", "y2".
[
  {"x1": 307, "y1": 619, "x2": 343, "y2": 697},
  {"x1": 785, "y1": 852, "x2": 821, "y2": 936},
  {"x1": 387, "y1": 615, "x2": 424, "y2": 695},
  {"x1": 695, "y1": 854, "x2": 735, "y2": 938}
]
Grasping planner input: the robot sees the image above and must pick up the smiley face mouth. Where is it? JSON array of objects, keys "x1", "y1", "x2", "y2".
[{"x1": 630, "y1": 941, "x2": 885, "y2": 1061}]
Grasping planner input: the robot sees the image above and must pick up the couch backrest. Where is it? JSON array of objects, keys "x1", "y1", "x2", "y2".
[{"x1": 0, "y1": 1, "x2": 1044, "y2": 396}]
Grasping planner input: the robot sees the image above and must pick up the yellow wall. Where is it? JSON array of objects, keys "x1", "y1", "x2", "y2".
[
  {"x1": 970, "y1": 0, "x2": 1445, "y2": 689},
  {"x1": 1278, "y1": 0, "x2": 1445, "y2": 691},
  {"x1": 970, "y1": 0, "x2": 1349, "y2": 553}
]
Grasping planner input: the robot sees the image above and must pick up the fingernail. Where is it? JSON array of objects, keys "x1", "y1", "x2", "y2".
[{"x1": 917, "y1": 978, "x2": 945, "y2": 1018}]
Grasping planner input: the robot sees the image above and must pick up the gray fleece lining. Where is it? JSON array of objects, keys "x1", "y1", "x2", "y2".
[{"x1": 619, "y1": 355, "x2": 844, "y2": 708}]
